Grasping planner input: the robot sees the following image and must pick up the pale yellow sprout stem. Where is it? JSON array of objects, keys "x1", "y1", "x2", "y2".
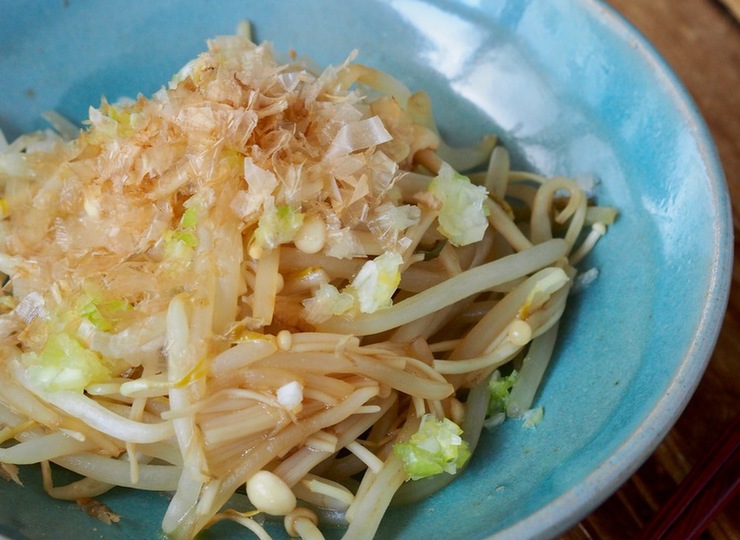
[
  {"x1": 209, "y1": 337, "x2": 278, "y2": 376},
  {"x1": 504, "y1": 182, "x2": 538, "y2": 208},
  {"x1": 201, "y1": 404, "x2": 288, "y2": 446},
  {"x1": 411, "y1": 395, "x2": 426, "y2": 417},
  {"x1": 339, "y1": 64, "x2": 412, "y2": 109},
  {"x1": 41, "y1": 463, "x2": 113, "y2": 500},
  {"x1": 284, "y1": 507, "x2": 324, "y2": 540},
  {"x1": 289, "y1": 334, "x2": 360, "y2": 353},
  {"x1": 317, "y1": 238, "x2": 568, "y2": 336},
  {"x1": 126, "y1": 441, "x2": 140, "y2": 485},
  {"x1": 446, "y1": 397, "x2": 466, "y2": 426},
  {"x1": 356, "y1": 405, "x2": 382, "y2": 414},
  {"x1": 125, "y1": 383, "x2": 151, "y2": 485},
  {"x1": 389, "y1": 303, "x2": 455, "y2": 343},
  {"x1": 163, "y1": 293, "x2": 208, "y2": 533},
  {"x1": 280, "y1": 267, "x2": 330, "y2": 295},
  {"x1": 414, "y1": 148, "x2": 442, "y2": 174},
  {"x1": 212, "y1": 223, "x2": 244, "y2": 334},
  {"x1": 0, "y1": 393, "x2": 119, "y2": 456},
  {"x1": 302, "y1": 388, "x2": 338, "y2": 406},
  {"x1": 429, "y1": 399, "x2": 446, "y2": 419},
  {"x1": 343, "y1": 418, "x2": 419, "y2": 537},
  {"x1": 0, "y1": 374, "x2": 61, "y2": 427},
  {"x1": 450, "y1": 267, "x2": 568, "y2": 361},
  {"x1": 508, "y1": 170, "x2": 548, "y2": 183},
  {"x1": 295, "y1": 474, "x2": 355, "y2": 509},
  {"x1": 348, "y1": 341, "x2": 406, "y2": 356},
  {"x1": 259, "y1": 350, "x2": 356, "y2": 374},
  {"x1": 467, "y1": 226, "x2": 496, "y2": 269},
  {"x1": 196, "y1": 477, "x2": 223, "y2": 517},
  {"x1": 0, "y1": 418, "x2": 36, "y2": 444},
  {"x1": 279, "y1": 247, "x2": 364, "y2": 278},
  {"x1": 394, "y1": 171, "x2": 434, "y2": 200},
  {"x1": 304, "y1": 430, "x2": 339, "y2": 453},
  {"x1": 400, "y1": 355, "x2": 449, "y2": 383},
  {"x1": 398, "y1": 266, "x2": 447, "y2": 292},
  {"x1": 169, "y1": 386, "x2": 381, "y2": 538},
  {"x1": 96, "y1": 400, "x2": 163, "y2": 425},
  {"x1": 555, "y1": 189, "x2": 583, "y2": 225},
  {"x1": 486, "y1": 146, "x2": 510, "y2": 199},
  {"x1": 428, "y1": 339, "x2": 461, "y2": 353},
  {"x1": 252, "y1": 246, "x2": 281, "y2": 325},
  {"x1": 585, "y1": 206, "x2": 618, "y2": 225},
  {"x1": 531, "y1": 177, "x2": 584, "y2": 245},
  {"x1": 302, "y1": 372, "x2": 355, "y2": 401},
  {"x1": 344, "y1": 469, "x2": 376, "y2": 524},
  {"x1": 207, "y1": 510, "x2": 272, "y2": 540},
  {"x1": 135, "y1": 442, "x2": 184, "y2": 467},
  {"x1": 346, "y1": 440, "x2": 385, "y2": 473},
  {"x1": 400, "y1": 208, "x2": 439, "y2": 269},
  {"x1": 407, "y1": 91, "x2": 497, "y2": 171},
  {"x1": 271, "y1": 394, "x2": 396, "y2": 488},
  {"x1": 433, "y1": 334, "x2": 524, "y2": 375},
  {"x1": 51, "y1": 454, "x2": 181, "y2": 491},
  {"x1": 349, "y1": 354, "x2": 453, "y2": 400},
  {"x1": 507, "y1": 322, "x2": 561, "y2": 418},
  {"x1": 12, "y1": 371, "x2": 175, "y2": 443},
  {"x1": 0, "y1": 431, "x2": 98, "y2": 464},
  {"x1": 437, "y1": 242, "x2": 463, "y2": 275},
  {"x1": 524, "y1": 285, "x2": 570, "y2": 341},
  {"x1": 564, "y1": 193, "x2": 588, "y2": 251},
  {"x1": 486, "y1": 198, "x2": 534, "y2": 252},
  {"x1": 162, "y1": 388, "x2": 281, "y2": 420},
  {"x1": 569, "y1": 222, "x2": 607, "y2": 265}
]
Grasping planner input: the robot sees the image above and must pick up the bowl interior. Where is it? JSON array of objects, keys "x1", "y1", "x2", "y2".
[{"x1": 0, "y1": 1, "x2": 730, "y2": 539}]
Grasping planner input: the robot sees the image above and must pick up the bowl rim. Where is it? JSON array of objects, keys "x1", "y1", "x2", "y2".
[
  {"x1": 0, "y1": 2, "x2": 733, "y2": 539},
  {"x1": 490, "y1": 1, "x2": 733, "y2": 538}
]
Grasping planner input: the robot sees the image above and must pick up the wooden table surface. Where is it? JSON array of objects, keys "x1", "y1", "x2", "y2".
[{"x1": 563, "y1": 1, "x2": 740, "y2": 538}]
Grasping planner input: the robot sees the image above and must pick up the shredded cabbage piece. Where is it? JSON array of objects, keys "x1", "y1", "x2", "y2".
[
  {"x1": 348, "y1": 251, "x2": 403, "y2": 314},
  {"x1": 251, "y1": 203, "x2": 305, "y2": 257},
  {"x1": 393, "y1": 413, "x2": 472, "y2": 480},
  {"x1": 77, "y1": 295, "x2": 132, "y2": 332},
  {"x1": 428, "y1": 162, "x2": 490, "y2": 246},
  {"x1": 22, "y1": 332, "x2": 112, "y2": 392},
  {"x1": 487, "y1": 370, "x2": 519, "y2": 417},
  {"x1": 302, "y1": 283, "x2": 356, "y2": 323},
  {"x1": 303, "y1": 251, "x2": 403, "y2": 321},
  {"x1": 522, "y1": 407, "x2": 544, "y2": 429}
]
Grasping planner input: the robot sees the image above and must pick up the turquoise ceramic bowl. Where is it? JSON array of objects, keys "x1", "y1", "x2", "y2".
[{"x1": 0, "y1": 1, "x2": 731, "y2": 539}]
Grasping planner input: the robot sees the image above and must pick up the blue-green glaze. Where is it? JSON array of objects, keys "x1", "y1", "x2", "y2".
[{"x1": 0, "y1": 1, "x2": 731, "y2": 539}]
